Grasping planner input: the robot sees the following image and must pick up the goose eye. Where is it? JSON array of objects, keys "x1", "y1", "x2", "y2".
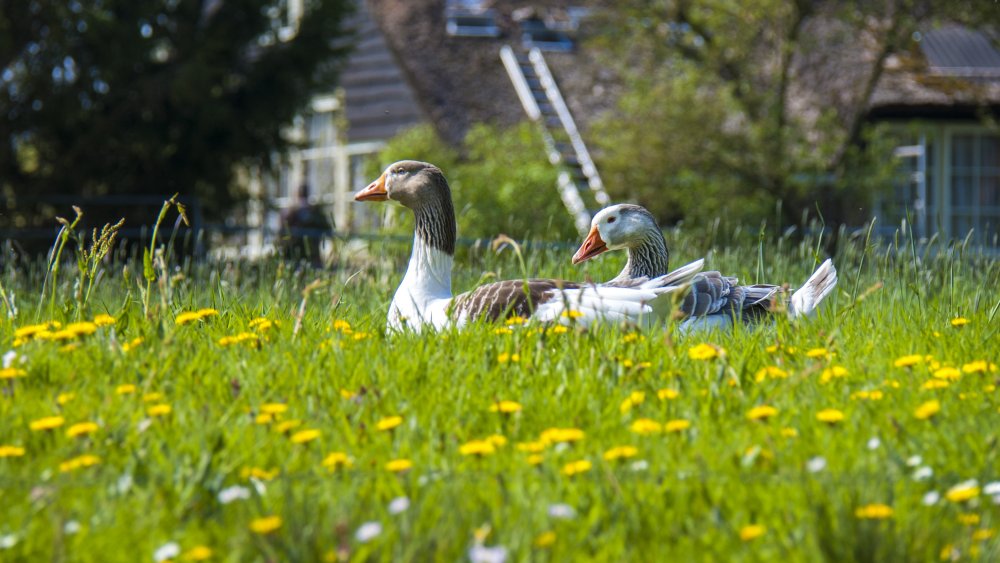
[{"x1": 607, "y1": 216, "x2": 617, "y2": 224}]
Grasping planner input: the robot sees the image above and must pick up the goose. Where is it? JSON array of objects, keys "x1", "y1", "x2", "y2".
[
  {"x1": 571, "y1": 204, "x2": 838, "y2": 332},
  {"x1": 354, "y1": 161, "x2": 704, "y2": 331}
]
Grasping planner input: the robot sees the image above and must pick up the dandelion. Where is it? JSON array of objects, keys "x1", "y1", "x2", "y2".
[
  {"x1": 534, "y1": 531, "x2": 556, "y2": 548},
  {"x1": 56, "y1": 392, "x2": 75, "y2": 405},
  {"x1": 688, "y1": 343, "x2": 722, "y2": 360},
  {"x1": 174, "y1": 312, "x2": 201, "y2": 325},
  {"x1": 806, "y1": 347, "x2": 830, "y2": 359},
  {"x1": 66, "y1": 422, "x2": 99, "y2": 438},
  {"x1": 261, "y1": 403, "x2": 288, "y2": 415},
  {"x1": 603, "y1": 446, "x2": 639, "y2": 461},
  {"x1": 30, "y1": 416, "x2": 65, "y2": 431},
  {"x1": 0, "y1": 367, "x2": 26, "y2": 379},
  {"x1": 933, "y1": 367, "x2": 961, "y2": 380},
  {"x1": 92, "y1": 314, "x2": 115, "y2": 326},
  {"x1": 249, "y1": 515, "x2": 282, "y2": 534},
  {"x1": 121, "y1": 337, "x2": 143, "y2": 352},
  {"x1": 115, "y1": 384, "x2": 136, "y2": 395},
  {"x1": 664, "y1": 419, "x2": 691, "y2": 433},
  {"x1": 489, "y1": 400, "x2": 522, "y2": 414},
  {"x1": 385, "y1": 459, "x2": 413, "y2": 473},
  {"x1": 539, "y1": 427, "x2": 584, "y2": 445},
  {"x1": 273, "y1": 420, "x2": 302, "y2": 433},
  {"x1": 332, "y1": 319, "x2": 352, "y2": 332},
  {"x1": 0, "y1": 445, "x2": 26, "y2": 458},
  {"x1": 182, "y1": 546, "x2": 213, "y2": 561},
  {"x1": 485, "y1": 435, "x2": 507, "y2": 447},
  {"x1": 855, "y1": 504, "x2": 894, "y2": 519},
  {"x1": 497, "y1": 352, "x2": 519, "y2": 363},
  {"x1": 629, "y1": 418, "x2": 662, "y2": 435},
  {"x1": 950, "y1": 317, "x2": 969, "y2": 327},
  {"x1": 242, "y1": 467, "x2": 279, "y2": 481},
  {"x1": 962, "y1": 360, "x2": 997, "y2": 374},
  {"x1": 340, "y1": 388, "x2": 358, "y2": 400},
  {"x1": 562, "y1": 310, "x2": 584, "y2": 319},
  {"x1": 143, "y1": 392, "x2": 165, "y2": 402},
  {"x1": 321, "y1": 452, "x2": 353, "y2": 470},
  {"x1": 505, "y1": 316, "x2": 527, "y2": 326},
  {"x1": 780, "y1": 427, "x2": 798, "y2": 438},
  {"x1": 547, "y1": 325, "x2": 569, "y2": 335},
  {"x1": 946, "y1": 480, "x2": 980, "y2": 503},
  {"x1": 376, "y1": 416, "x2": 403, "y2": 431},
  {"x1": 460, "y1": 440, "x2": 496, "y2": 457},
  {"x1": 820, "y1": 365, "x2": 849, "y2": 383},
  {"x1": 922, "y1": 379, "x2": 949, "y2": 390},
  {"x1": 747, "y1": 405, "x2": 778, "y2": 421},
  {"x1": 973, "y1": 529, "x2": 996, "y2": 541},
  {"x1": 561, "y1": 459, "x2": 592, "y2": 476},
  {"x1": 622, "y1": 333, "x2": 645, "y2": 343},
  {"x1": 290, "y1": 429, "x2": 320, "y2": 444},
  {"x1": 754, "y1": 366, "x2": 788, "y2": 382},
  {"x1": 59, "y1": 454, "x2": 101, "y2": 472},
  {"x1": 516, "y1": 441, "x2": 546, "y2": 453},
  {"x1": 894, "y1": 354, "x2": 924, "y2": 368},
  {"x1": 739, "y1": 524, "x2": 766, "y2": 541},
  {"x1": 619, "y1": 391, "x2": 645, "y2": 413},
  {"x1": 147, "y1": 404, "x2": 172, "y2": 417},
  {"x1": 657, "y1": 388, "x2": 680, "y2": 400},
  {"x1": 958, "y1": 513, "x2": 980, "y2": 526},
  {"x1": 816, "y1": 409, "x2": 845, "y2": 424},
  {"x1": 915, "y1": 400, "x2": 941, "y2": 420},
  {"x1": 527, "y1": 454, "x2": 544, "y2": 465}
]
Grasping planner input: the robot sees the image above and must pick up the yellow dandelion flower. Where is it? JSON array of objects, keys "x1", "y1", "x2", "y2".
[
  {"x1": 290, "y1": 429, "x2": 320, "y2": 444},
  {"x1": 534, "y1": 531, "x2": 556, "y2": 548},
  {"x1": 619, "y1": 391, "x2": 645, "y2": 413},
  {"x1": 665, "y1": 419, "x2": 691, "y2": 433},
  {"x1": 30, "y1": 416, "x2": 65, "y2": 431},
  {"x1": 657, "y1": 388, "x2": 680, "y2": 400},
  {"x1": 688, "y1": 343, "x2": 721, "y2": 360},
  {"x1": 505, "y1": 316, "x2": 527, "y2": 326},
  {"x1": 182, "y1": 546, "x2": 213, "y2": 561},
  {"x1": 376, "y1": 416, "x2": 403, "y2": 431},
  {"x1": 933, "y1": 367, "x2": 961, "y2": 380},
  {"x1": 66, "y1": 422, "x2": 99, "y2": 438},
  {"x1": 806, "y1": 347, "x2": 830, "y2": 359},
  {"x1": 121, "y1": 337, "x2": 143, "y2": 352},
  {"x1": 961, "y1": 360, "x2": 997, "y2": 374},
  {"x1": 249, "y1": 317, "x2": 274, "y2": 330},
  {"x1": 0, "y1": 367, "x2": 27, "y2": 379},
  {"x1": 561, "y1": 310, "x2": 585, "y2": 319},
  {"x1": 851, "y1": 390, "x2": 885, "y2": 401},
  {"x1": 747, "y1": 405, "x2": 778, "y2": 421},
  {"x1": 497, "y1": 352, "x2": 519, "y2": 363},
  {"x1": 115, "y1": 384, "x2": 137, "y2": 395},
  {"x1": 894, "y1": 354, "x2": 924, "y2": 368},
  {"x1": 526, "y1": 454, "x2": 544, "y2": 465},
  {"x1": 547, "y1": 325, "x2": 569, "y2": 335},
  {"x1": 459, "y1": 440, "x2": 496, "y2": 456},
  {"x1": 385, "y1": 459, "x2": 413, "y2": 473},
  {"x1": 923, "y1": 379, "x2": 950, "y2": 390},
  {"x1": 241, "y1": 467, "x2": 280, "y2": 480},
  {"x1": 820, "y1": 365, "x2": 849, "y2": 383},
  {"x1": 322, "y1": 452, "x2": 353, "y2": 470},
  {"x1": 561, "y1": 459, "x2": 592, "y2": 476},
  {"x1": 958, "y1": 513, "x2": 980, "y2": 526},
  {"x1": 972, "y1": 528, "x2": 996, "y2": 541},
  {"x1": 915, "y1": 400, "x2": 941, "y2": 420},
  {"x1": 197, "y1": 308, "x2": 219, "y2": 318},
  {"x1": 0, "y1": 445, "x2": 26, "y2": 457},
  {"x1": 950, "y1": 317, "x2": 969, "y2": 327},
  {"x1": 249, "y1": 515, "x2": 282, "y2": 534},
  {"x1": 59, "y1": 454, "x2": 101, "y2": 473},
  {"x1": 56, "y1": 392, "x2": 75, "y2": 405},
  {"x1": 754, "y1": 366, "x2": 788, "y2": 382},
  {"x1": 516, "y1": 441, "x2": 546, "y2": 453},
  {"x1": 629, "y1": 418, "x2": 662, "y2": 435},
  {"x1": 255, "y1": 413, "x2": 273, "y2": 424},
  {"x1": 489, "y1": 400, "x2": 522, "y2": 414},
  {"x1": 855, "y1": 504, "x2": 894, "y2": 519},
  {"x1": 539, "y1": 427, "x2": 584, "y2": 444},
  {"x1": 486, "y1": 435, "x2": 507, "y2": 447},
  {"x1": 143, "y1": 392, "x2": 165, "y2": 402},
  {"x1": 780, "y1": 427, "x2": 798, "y2": 438},
  {"x1": 622, "y1": 333, "x2": 645, "y2": 343},
  {"x1": 739, "y1": 524, "x2": 766, "y2": 541},
  {"x1": 332, "y1": 319, "x2": 352, "y2": 332},
  {"x1": 273, "y1": 420, "x2": 302, "y2": 433},
  {"x1": 14, "y1": 322, "x2": 59, "y2": 339},
  {"x1": 261, "y1": 403, "x2": 288, "y2": 415},
  {"x1": 816, "y1": 409, "x2": 844, "y2": 424},
  {"x1": 945, "y1": 481, "x2": 980, "y2": 503},
  {"x1": 174, "y1": 311, "x2": 201, "y2": 325},
  {"x1": 351, "y1": 331, "x2": 372, "y2": 341},
  {"x1": 603, "y1": 446, "x2": 639, "y2": 461},
  {"x1": 147, "y1": 404, "x2": 172, "y2": 417},
  {"x1": 92, "y1": 313, "x2": 115, "y2": 327}
]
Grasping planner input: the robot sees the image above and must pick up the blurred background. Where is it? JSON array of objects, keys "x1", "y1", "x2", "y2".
[{"x1": 2, "y1": 0, "x2": 999, "y2": 263}]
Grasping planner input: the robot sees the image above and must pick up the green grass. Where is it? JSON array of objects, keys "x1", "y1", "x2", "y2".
[{"x1": 0, "y1": 224, "x2": 998, "y2": 562}]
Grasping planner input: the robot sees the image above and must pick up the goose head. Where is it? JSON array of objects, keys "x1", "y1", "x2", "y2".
[
  {"x1": 572, "y1": 204, "x2": 660, "y2": 264},
  {"x1": 354, "y1": 160, "x2": 449, "y2": 209}
]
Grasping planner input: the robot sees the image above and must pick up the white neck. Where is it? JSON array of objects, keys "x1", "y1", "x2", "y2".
[{"x1": 389, "y1": 233, "x2": 454, "y2": 329}]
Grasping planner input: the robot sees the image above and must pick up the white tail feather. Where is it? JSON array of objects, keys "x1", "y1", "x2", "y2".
[{"x1": 789, "y1": 259, "x2": 838, "y2": 319}]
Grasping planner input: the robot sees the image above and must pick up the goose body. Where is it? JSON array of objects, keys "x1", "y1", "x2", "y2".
[
  {"x1": 572, "y1": 204, "x2": 837, "y2": 332},
  {"x1": 355, "y1": 162, "x2": 702, "y2": 332}
]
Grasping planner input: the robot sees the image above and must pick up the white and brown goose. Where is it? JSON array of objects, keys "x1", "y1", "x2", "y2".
[
  {"x1": 354, "y1": 161, "x2": 703, "y2": 331},
  {"x1": 572, "y1": 204, "x2": 838, "y2": 332}
]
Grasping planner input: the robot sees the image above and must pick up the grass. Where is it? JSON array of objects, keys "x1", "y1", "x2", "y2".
[{"x1": 1, "y1": 220, "x2": 998, "y2": 562}]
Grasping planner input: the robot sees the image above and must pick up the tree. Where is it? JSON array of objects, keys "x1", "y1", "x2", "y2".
[
  {"x1": 0, "y1": 0, "x2": 352, "y2": 236},
  {"x1": 587, "y1": 0, "x2": 1000, "y2": 227}
]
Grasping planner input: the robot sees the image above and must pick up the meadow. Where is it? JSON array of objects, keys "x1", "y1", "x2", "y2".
[{"x1": 1, "y1": 217, "x2": 998, "y2": 562}]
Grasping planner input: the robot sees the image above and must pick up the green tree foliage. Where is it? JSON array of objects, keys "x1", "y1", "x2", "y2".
[
  {"x1": 372, "y1": 122, "x2": 576, "y2": 241},
  {"x1": 0, "y1": 0, "x2": 353, "y2": 230},
  {"x1": 587, "y1": 0, "x2": 1000, "y2": 227}
]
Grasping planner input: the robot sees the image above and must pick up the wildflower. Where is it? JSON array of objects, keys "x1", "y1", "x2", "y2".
[
  {"x1": 468, "y1": 545, "x2": 508, "y2": 563},
  {"x1": 894, "y1": 354, "x2": 924, "y2": 368},
  {"x1": 664, "y1": 419, "x2": 691, "y2": 433},
  {"x1": 249, "y1": 317, "x2": 275, "y2": 331},
  {"x1": 816, "y1": 409, "x2": 845, "y2": 424},
  {"x1": 218, "y1": 485, "x2": 251, "y2": 504},
  {"x1": 0, "y1": 445, "x2": 26, "y2": 458},
  {"x1": 851, "y1": 390, "x2": 885, "y2": 400},
  {"x1": 806, "y1": 456, "x2": 827, "y2": 473},
  {"x1": 933, "y1": 367, "x2": 961, "y2": 380},
  {"x1": 261, "y1": 403, "x2": 288, "y2": 415},
  {"x1": 249, "y1": 515, "x2": 282, "y2": 534},
  {"x1": 562, "y1": 310, "x2": 584, "y2": 319},
  {"x1": 376, "y1": 416, "x2": 403, "y2": 431},
  {"x1": 561, "y1": 459, "x2": 592, "y2": 476},
  {"x1": 913, "y1": 466, "x2": 933, "y2": 481},
  {"x1": 273, "y1": 420, "x2": 302, "y2": 433},
  {"x1": 355, "y1": 521, "x2": 383, "y2": 543},
  {"x1": 143, "y1": 392, "x2": 165, "y2": 402},
  {"x1": 154, "y1": 542, "x2": 181, "y2": 562},
  {"x1": 388, "y1": 497, "x2": 410, "y2": 515},
  {"x1": 14, "y1": 321, "x2": 60, "y2": 339},
  {"x1": 922, "y1": 379, "x2": 949, "y2": 390},
  {"x1": 505, "y1": 316, "x2": 527, "y2": 326},
  {"x1": 92, "y1": 314, "x2": 115, "y2": 326},
  {"x1": 739, "y1": 524, "x2": 766, "y2": 541},
  {"x1": 115, "y1": 384, "x2": 136, "y2": 395},
  {"x1": 547, "y1": 325, "x2": 569, "y2": 335},
  {"x1": 147, "y1": 404, "x2": 172, "y2": 417},
  {"x1": 175, "y1": 308, "x2": 218, "y2": 326},
  {"x1": 290, "y1": 429, "x2": 320, "y2": 444},
  {"x1": 855, "y1": 504, "x2": 894, "y2": 519},
  {"x1": 340, "y1": 388, "x2": 358, "y2": 400},
  {"x1": 534, "y1": 531, "x2": 556, "y2": 548},
  {"x1": 516, "y1": 441, "x2": 546, "y2": 453},
  {"x1": 539, "y1": 428, "x2": 584, "y2": 445},
  {"x1": 527, "y1": 454, "x2": 544, "y2": 465},
  {"x1": 385, "y1": 459, "x2": 413, "y2": 473},
  {"x1": 747, "y1": 405, "x2": 778, "y2": 421},
  {"x1": 688, "y1": 343, "x2": 722, "y2": 360},
  {"x1": 915, "y1": 400, "x2": 941, "y2": 420},
  {"x1": 255, "y1": 413, "x2": 274, "y2": 425},
  {"x1": 922, "y1": 491, "x2": 940, "y2": 505},
  {"x1": 0, "y1": 367, "x2": 26, "y2": 379},
  {"x1": 958, "y1": 513, "x2": 980, "y2": 526},
  {"x1": 806, "y1": 347, "x2": 830, "y2": 359},
  {"x1": 489, "y1": 400, "x2": 522, "y2": 414},
  {"x1": 973, "y1": 529, "x2": 996, "y2": 541},
  {"x1": 820, "y1": 365, "x2": 849, "y2": 383},
  {"x1": 603, "y1": 446, "x2": 639, "y2": 461},
  {"x1": 754, "y1": 366, "x2": 788, "y2": 382},
  {"x1": 182, "y1": 546, "x2": 213, "y2": 561},
  {"x1": 460, "y1": 440, "x2": 496, "y2": 457},
  {"x1": 322, "y1": 452, "x2": 353, "y2": 470},
  {"x1": 780, "y1": 427, "x2": 798, "y2": 438},
  {"x1": 242, "y1": 467, "x2": 279, "y2": 481},
  {"x1": 867, "y1": 437, "x2": 881, "y2": 450},
  {"x1": 622, "y1": 333, "x2": 645, "y2": 343},
  {"x1": 547, "y1": 503, "x2": 576, "y2": 519},
  {"x1": 962, "y1": 360, "x2": 997, "y2": 374},
  {"x1": 121, "y1": 337, "x2": 144, "y2": 352},
  {"x1": 619, "y1": 391, "x2": 645, "y2": 413},
  {"x1": 946, "y1": 480, "x2": 980, "y2": 503},
  {"x1": 30, "y1": 416, "x2": 65, "y2": 431},
  {"x1": 332, "y1": 319, "x2": 352, "y2": 332},
  {"x1": 950, "y1": 317, "x2": 969, "y2": 327},
  {"x1": 59, "y1": 454, "x2": 101, "y2": 472},
  {"x1": 485, "y1": 435, "x2": 507, "y2": 447},
  {"x1": 657, "y1": 388, "x2": 680, "y2": 400},
  {"x1": 497, "y1": 352, "x2": 519, "y2": 363},
  {"x1": 629, "y1": 418, "x2": 662, "y2": 435},
  {"x1": 66, "y1": 422, "x2": 98, "y2": 438},
  {"x1": 56, "y1": 392, "x2": 75, "y2": 405}
]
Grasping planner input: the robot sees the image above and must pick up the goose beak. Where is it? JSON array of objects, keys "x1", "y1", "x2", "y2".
[
  {"x1": 354, "y1": 173, "x2": 388, "y2": 202},
  {"x1": 572, "y1": 227, "x2": 608, "y2": 264}
]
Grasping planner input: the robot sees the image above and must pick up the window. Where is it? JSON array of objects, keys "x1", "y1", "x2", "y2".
[{"x1": 950, "y1": 133, "x2": 1000, "y2": 245}]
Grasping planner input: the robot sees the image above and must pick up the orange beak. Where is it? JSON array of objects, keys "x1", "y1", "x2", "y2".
[
  {"x1": 572, "y1": 227, "x2": 608, "y2": 264},
  {"x1": 354, "y1": 173, "x2": 388, "y2": 202}
]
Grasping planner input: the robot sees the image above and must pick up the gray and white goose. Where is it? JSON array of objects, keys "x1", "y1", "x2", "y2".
[
  {"x1": 354, "y1": 161, "x2": 703, "y2": 332},
  {"x1": 572, "y1": 204, "x2": 838, "y2": 332}
]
